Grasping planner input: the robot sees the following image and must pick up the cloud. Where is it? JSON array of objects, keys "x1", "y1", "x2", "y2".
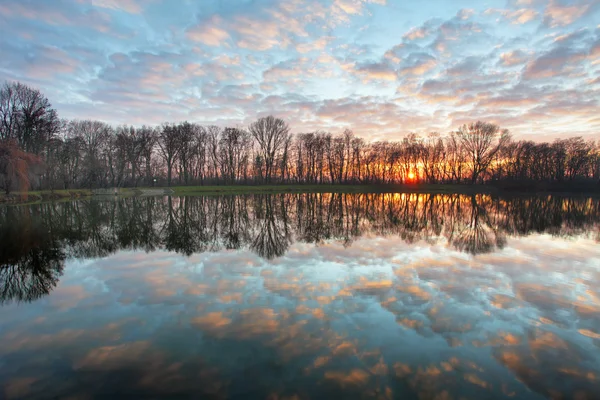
[
  {"x1": 499, "y1": 50, "x2": 529, "y2": 66},
  {"x1": 0, "y1": 0, "x2": 598, "y2": 140},
  {"x1": 457, "y1": 8, "x2": 475, "y2": 20},
  {"x1": 544, "y1": 0, "x2": 590, "y2": 27},
  {"x1": 399, "y1": 53, "x2": 437, "y2": 76},
  {"x1": 90, "y1": 0, "x2": 144, "y2": 14},
  {"x1": 0, "y1": 0, "x2": 114, "y2": 32},
  {"x1": 352, "y1": 61, "x2": 397, "y2": 82},
  {"x1": 524, "y1": 46, "x2": 587, "y2": 79},
  {"x1": 484, "y1": 8, "x2": 539, "y2": 24},
  {"x1": 329, "y1": 0, "x2": 387, "y2": 23},
  {"x1": 296, "y1": 37, "x2": 333, "y2": 54},
  {"x1": 186, "y1": 16, "x2": 230, "y2": 46},
  {"x1": 445, "y1": 56, "x2": 483, "y2": 76},
  {"x1": 403, "y1": 27, "x2": 430, "y2": 41}
]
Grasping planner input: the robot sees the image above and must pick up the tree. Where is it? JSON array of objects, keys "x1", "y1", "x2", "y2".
[
  {"x1": 457, "y1": 121, "x2": 510, "y2": 184},
  {"x1": 177, "y1": 122, "x2": 195, "y2": 185},
  {"x1": 0, "y1": 140, "x2": 41, "y2": 194},
  {"x1": 115, "y1": 125, "x2": 147, "y2": 187},
  {"x1": 218, "y1": 127, "x2": 251, "y2": 184},
  {"x1": 137, "y1": 126, "x2": 157, "y2": 186},
  {"x1": 157, "y1": 123, "x2": 181, "y2": 187},
  {"x1": 0, "y1": 81, "x2": 60, "y2": 154},
  {"x1": 249, "y1": 116, "x2": 290, "y2": 183},
  {"x1": 66, "y1": 120, "x2": 111, "y2": 188},
  {"x1": 564, "y1": 137, "x2": 593, "y2": 180},
  {"x1": 419, "y1": 133, "x2": 445, "y2": 184}
]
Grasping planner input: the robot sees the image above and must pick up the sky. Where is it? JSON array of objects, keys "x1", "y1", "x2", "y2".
[{"x1": 0, "y1": 0, "x2": 599, "y2": 141}]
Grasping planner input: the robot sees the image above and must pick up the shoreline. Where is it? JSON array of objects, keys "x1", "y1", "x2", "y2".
[{"x1": 1, "y1": 183, "x2": 598, "y2": 205}]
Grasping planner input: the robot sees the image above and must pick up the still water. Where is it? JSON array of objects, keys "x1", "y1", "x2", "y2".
[{"x1": 1, "y1": 193, "x2": 600, "y2": 399}]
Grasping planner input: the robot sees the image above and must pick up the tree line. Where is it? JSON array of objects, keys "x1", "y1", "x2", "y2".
[{"x1": 1, "y1": 81, "x2": 599, "y2": 193}]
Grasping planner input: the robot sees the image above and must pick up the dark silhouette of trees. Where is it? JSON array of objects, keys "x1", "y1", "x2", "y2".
[
  {"x1": 457, "y1": 122, "x2": 511, "y2": 184},
  {"x1": 2, "y1": 80, "x2": 599, "y2": 191},
  {"x1": 157, "y1": 123, "x2": 182, "y2": 187},
  {"x1": 249, "y1": 116, "x2": 290, "y2": 183},
  {"x1": 137, "y1": 126, "x2": 157, "y2": 186},
  {"x1": 0, "y1": 81, "x2": 60, "y2": 154},
  {"x1": 67, "y1": 120, "x2": 111, "y2": 187}
]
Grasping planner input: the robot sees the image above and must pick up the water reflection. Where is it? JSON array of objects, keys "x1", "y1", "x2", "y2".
[
  {"x1": 0, "y1": 207, "x2": 65, "y2": 304},
  {"x1": 1, "y1": 193, "x2": 599, "y2": 304},
  {"x1": 1, "y1": 194, "x2": 600, "y2": 399}
]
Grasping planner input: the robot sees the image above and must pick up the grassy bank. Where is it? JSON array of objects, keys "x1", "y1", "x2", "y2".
[
  {"x1": 0, "y1": 189, "x2": 93, "y2": 205},
  {"x1": 2, "y1": 182, "x2": 598, "y2": 205},
  {"x1": 0, "y1": 184, "x2": 493, "y2": 205}
]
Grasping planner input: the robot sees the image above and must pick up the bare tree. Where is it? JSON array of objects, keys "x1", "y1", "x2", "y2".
[
  {"x1": 0, "y1": 81, "x2": 59, "y2": 154},
  {"x1": 218, "y1": 127, "x2": 251, "y2": 184},
  {"x1": 67, "y1": 120, "x2": 111, "y2": 188},
  {"x1": 137, "y1": 126, "x2": 156, "y2": 186},
  {"x1": 157, "y1": 123, "x2": 181, "y2": 187},
  {"x1": 457, "y1": 121, "x2": 510, "y2": 184},
  {"x1": 177, "y1": 122, "x2": 196, "y2": 185},
  {"x1": 249, "y1": 116, "x2": 290, "y2": 183}
]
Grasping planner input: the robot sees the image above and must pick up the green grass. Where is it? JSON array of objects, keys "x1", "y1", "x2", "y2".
[
  {"x1": 3, "y1": 181, "x2": 598, "y2": 205},
  {"x1": 5, "y1": 181, "x2": 600, "y2": 205},
  {"x1": 0, "y1": 189, "x2": 94, "y2": 205}
]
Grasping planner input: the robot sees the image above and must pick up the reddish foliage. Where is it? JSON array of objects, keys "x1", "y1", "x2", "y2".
[{"x1": 0, "y1": 139, "x2": 42, "y2": 195}]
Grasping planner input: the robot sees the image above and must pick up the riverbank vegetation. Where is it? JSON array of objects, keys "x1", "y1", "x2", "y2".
[{"x1": 1, "y1": 81, "x2": 599, "y2": 195}]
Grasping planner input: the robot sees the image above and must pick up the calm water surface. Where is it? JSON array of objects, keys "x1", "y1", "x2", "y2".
[{"x1": 1, "y1": 193, "x2": 600, "y2": 399}]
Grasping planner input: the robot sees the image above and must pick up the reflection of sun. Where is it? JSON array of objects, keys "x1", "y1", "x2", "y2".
[{"x1": 407, "y1": 172, "x2": 415, "y2": 180}]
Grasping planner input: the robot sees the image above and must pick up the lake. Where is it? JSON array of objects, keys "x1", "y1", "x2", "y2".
[{"x1": 1, "y1": 193, "x2": 599, "y2": 399}]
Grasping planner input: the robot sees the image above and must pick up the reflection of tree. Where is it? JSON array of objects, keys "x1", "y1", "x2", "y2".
[
  {"x1": 163, "y1": 196, "x2": 197, "y2": 256},
  {"x1": 250, "y1": 195, "x2": 291, "y2": 259},
  {"x1": 0, "y1": 208, "x2": 65, "y2": 304},
  {"x1": 450, "y1": 195, "x2": 506, "y2": 255},
  {"x1": 1, "y1": 193, "x2": 600, "y2": 302}
]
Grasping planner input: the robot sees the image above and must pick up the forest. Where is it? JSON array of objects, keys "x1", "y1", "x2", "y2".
[{"x1": 1, "y1": 81, "x2": 599, "y2": 193}]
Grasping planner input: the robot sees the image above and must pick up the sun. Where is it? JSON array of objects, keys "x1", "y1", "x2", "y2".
[{"x1": 407, "y1": 172, "x2": 415, "y2": 180}]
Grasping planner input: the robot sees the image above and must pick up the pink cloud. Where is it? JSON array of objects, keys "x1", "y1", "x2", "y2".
[
  {"x1": 186, "y1": 16, "x2": 230, "y2": 47},
  {"x1": 544, "y1": 0, "x2": 590, "y2": 27},
  {"x1": 499, "y1": 50, "x2": 529, "y2": 66},
  {"x1": 484, "y1": 7, "x2": 539, "y2": 24}
]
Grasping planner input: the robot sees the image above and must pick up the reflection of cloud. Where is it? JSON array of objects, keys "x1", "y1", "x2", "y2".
[
  {"x1": 351, "y1": 278, "x2": 393, "y2": 293},
  {"x1": 74, "y1": 341, "x2": 156, "y2": 370},
  {"x1": 4, "y1": 377, "x2": 38, "y2": 399},
  {"x1": 396, "y1": 285, "x2": 432, "y2": 301},
  {"x1": 332, "y1": 341, "x2": 356, "y2": 356},
  {"x1": 494, "y1": 327, "x2": 600, "y2": 399},
  {"x1": 464, "y1": 373, "x2": 488, "y2": 388},
  {"x1": 579, "y1": 329, "x2": 600, "y2": 340},
  {"x1": 191, "y1": 312, "x2": 232, "y2": 333},
  {"x1": 323, "y1": 369, "x2": 370, "y2": 387}
]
